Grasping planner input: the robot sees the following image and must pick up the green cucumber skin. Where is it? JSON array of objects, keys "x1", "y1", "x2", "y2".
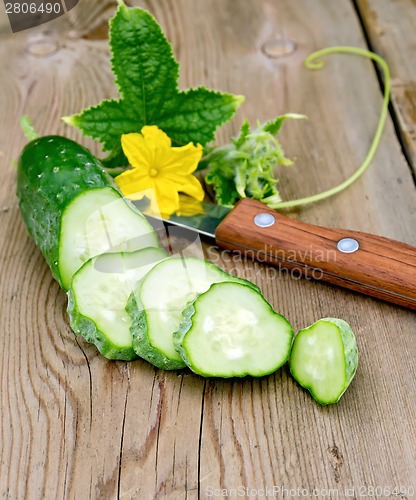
[
  {"x1": 126, "y1": 288, "x2": 186, "y2": 370},
  {"x1": 17, "y1": 136, "x2": 115, "y2": 289},
  {"x1": 173, "y1": 286, "x2": 294, "y2": 378},
  {"x1": 127, "y1": 260, "x2": 260, "y2": 371},
  {"x1": 173, "y1": 299, "x2": 201, "y2": 372},
  {"x1": 325, "y1": 318, "x2": 358, "y2": 387},
  {"x1": 290, "y1": 318, "x2": 358, "y2": 405},
  {"x1": 67, "y1": 284, "x2": 137, "y2": 361}
]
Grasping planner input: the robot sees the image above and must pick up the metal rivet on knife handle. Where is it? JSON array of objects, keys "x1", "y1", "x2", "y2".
[
  {"x1": 337, "y1": 237, "x2": 360, "y2": 253},
  {"x1": 254, "y1": 213, "x2": 276, "y2": 228}
]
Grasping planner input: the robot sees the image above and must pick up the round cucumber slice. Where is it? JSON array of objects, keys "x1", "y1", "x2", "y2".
[
  {"x1": 60, "y1": 187, "x2": 159, "y2": 289},
  {"x1": 67, "y1": 247, "x2": 167, "y2": 360},
  {"x1": 127, "y1": 258, "x2": 260, "y2": 370},
  {"x1": 289, "y1": 318, "x2": 358, "y2": 405},
  {"x1": 173, "y1": 281, "x2": 294, "y2": 377}
]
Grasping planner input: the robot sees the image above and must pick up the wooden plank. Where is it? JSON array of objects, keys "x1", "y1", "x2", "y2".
[
  {"x1": 0, "y1": 0, "x2": 415, "y2": 499},
  {"x1": 355, "y1": 0, "x2": 416, "y2": 175},
  {"x1": 183, "y1": 1, "x2": 416, "y2": 495}
]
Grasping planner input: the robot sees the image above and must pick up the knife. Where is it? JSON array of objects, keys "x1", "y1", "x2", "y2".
[{"x1": 141, "y1": 198, "x2": 416, "y2": 310}]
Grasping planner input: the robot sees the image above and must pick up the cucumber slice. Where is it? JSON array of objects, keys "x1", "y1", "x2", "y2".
[
  {"x1": 127, "y1": 258, "x2": 259, "y2": 370},
  {"x1": 289, "y1": 318, "x2": 358, "y2": 405},
  {"x1": 67, "y1": 247, "x2": 167, "y2": 360},
  {"x1": 17, "y1": 136, "x2": 159, "y2": 290},
  {"x1": 174, "y1": 282, "x2": 294, "y2": 377},
  {"x1": 60, "y1": 187, "x2": 158, "y2": 289}
]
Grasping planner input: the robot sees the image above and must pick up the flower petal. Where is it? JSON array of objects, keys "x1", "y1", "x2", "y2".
[
  {"x1": 121, "y1": 133, "x2": 154, "y2": 170},
  {"x1": 158, "y1": 142, "x2": 203, "y2": 175},
  {"x1": 164, "y1": 172, "x2": 205, "y2": 201},
  {"x1": 115, "y1": 168, "x2": 154, "y2": 199},
  {"x1": 119, "y1": 126, "x2": 205, "y2": 216},
  {"x1": 153, "y1": 177, "x2": 180, "y2": 217},
  {"x1": 141, "y1": 125, "x2": 172, "y2": 148}
]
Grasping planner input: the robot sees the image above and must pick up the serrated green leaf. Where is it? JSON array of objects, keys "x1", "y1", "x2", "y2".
[
  {"x1": 63, "y1": 2, "x2": 243, "y2": 165},
  {"x1": 63, "y1": 99, "x2": 139, "y2": 153},
  {"x1": 157, "y1": 88, "x2": 244, "y2": 146},
  {"x1": 109, "y1": 3, "x2": 179, "y2": 122}
]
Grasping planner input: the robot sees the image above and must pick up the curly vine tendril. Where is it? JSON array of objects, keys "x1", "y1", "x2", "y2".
[{"x1": 273, "y1": 46, "x2": 391, "y2": 210}]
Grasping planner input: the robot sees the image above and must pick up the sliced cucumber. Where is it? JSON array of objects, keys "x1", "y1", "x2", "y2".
[
  {"x1": 289, "y1": 318, "x2": 358, "y2": 405},
  {"x1": 60, "y1": 187, "x2": 159, "y2": 289},
  {"x1": 67, "y1": 247, "x2": 167, "y2": 360},
  {"x1": 174, "y1": 281, "x2": 294, "y2": 377},
  {"x1": 127, "y1": 258, "x2": 259, "y2": 370},
  {"x1": 17, "y1": 136, "x2": 159, "y2": 291}
]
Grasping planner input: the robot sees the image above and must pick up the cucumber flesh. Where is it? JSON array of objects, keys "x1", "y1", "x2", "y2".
[
  {"x1": 17, "y1": 136, "x2": 160, "y2": 291},
  {"x1": 60, "y1": 187, "x2": 159, "y2": 289},
  {"x1": 289, "y1": 318, "x2": 358, "y2": 405},
  {"x1": 17, "y1": 136, "x2": 112, "y2": 289},
  {"x1": 174, "y1": 281, "x2": 294, "y2": 377},
  {"x1": 67, "y1": 247, "x2": 167, "y2": 360},
  {"x1": 127, "y1": 258, "x2": 259, "y2": 370}
]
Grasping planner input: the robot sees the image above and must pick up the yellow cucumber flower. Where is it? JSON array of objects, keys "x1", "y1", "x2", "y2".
[{"x1": 115, "y1": 125, "x2": 204, "y2": 218}]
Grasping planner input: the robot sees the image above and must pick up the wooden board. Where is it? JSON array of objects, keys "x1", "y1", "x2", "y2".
[
  {"x1": 1, "y1": 0, "x2": 415, "y2": 498},
  {"x1": 355, "y1": 0, "x2": 416, "y2": 175}
]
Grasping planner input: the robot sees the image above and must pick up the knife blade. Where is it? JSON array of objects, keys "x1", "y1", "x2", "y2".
[{"x1": 140, "y1": 198, "x2": 416, "y2": 310}]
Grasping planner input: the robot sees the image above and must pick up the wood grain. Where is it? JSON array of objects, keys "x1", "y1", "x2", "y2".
[
  {"x1": 1, "y1": 0, "x2": 416, "y2": 499},
  {"x1": 355, "y1": 0, "x2": 416, "y2": 175}
]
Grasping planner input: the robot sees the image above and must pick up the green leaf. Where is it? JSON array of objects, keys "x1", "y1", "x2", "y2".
[
  {"x1": 63, "y1": 99, "x2": 138, "y2": 153},
  {"x1": 157, "y1": 87, "x2": 244, "y2": 146},
  {"x1": 205, "y1": 165, "x2": 240, "y2": 206},
  {"x1": 205, "y1": 116, "x2": 305, "y2": 207},
  {"x1": 263, "y1": 113, "x2": 307, "y2": 135},
  {"x1": 63, "y1": 2, "x2": 244, "y2": 165},
  {"x1": 101, "y1": 149, "x2": 128, "y2": 170},
  {"x1": 232, "y1": 119, "x2": 250, "y2": 148}
]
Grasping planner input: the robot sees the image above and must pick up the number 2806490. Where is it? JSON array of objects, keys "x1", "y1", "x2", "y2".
[{"x1": 5, "y1": 2, "x2": 62, "y2": 14}]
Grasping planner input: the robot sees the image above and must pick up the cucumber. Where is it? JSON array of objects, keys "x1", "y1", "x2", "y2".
[
  {"x1": 67, "y1": 247, "x2": 167, "y2": 360},
  {"x1": 289, "y1": 318, "x2": 358, "y2": 405},
  {"x1": 17, "y1": 136, "x2": 159, "y2": 290},
  {"x1": 127, "y1": 258, "x2": 259, "y2": 370},
  {"x1": 174, "y1": 281, "x2": 294, "y2": 377}
]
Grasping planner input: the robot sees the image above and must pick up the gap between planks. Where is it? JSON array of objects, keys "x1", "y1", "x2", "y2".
[{"x1": 351, "y1": 0, "x2": 416, "y2": 184}]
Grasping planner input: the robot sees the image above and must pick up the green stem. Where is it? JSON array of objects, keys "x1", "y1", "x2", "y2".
[
  {"x1": 103, "y1": 166, "x2": 128, "y2": 177},
  {"x1": 271, "y1": 46, "x2": 390, "y2": 209},
  {"x1": 20, "y1": 116, "x2": 39, "y2": 142}
]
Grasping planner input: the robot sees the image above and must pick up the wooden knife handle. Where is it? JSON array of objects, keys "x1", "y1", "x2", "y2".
[{"x1": 215, "y1": 198, "x2": 416, "y2": 310}]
